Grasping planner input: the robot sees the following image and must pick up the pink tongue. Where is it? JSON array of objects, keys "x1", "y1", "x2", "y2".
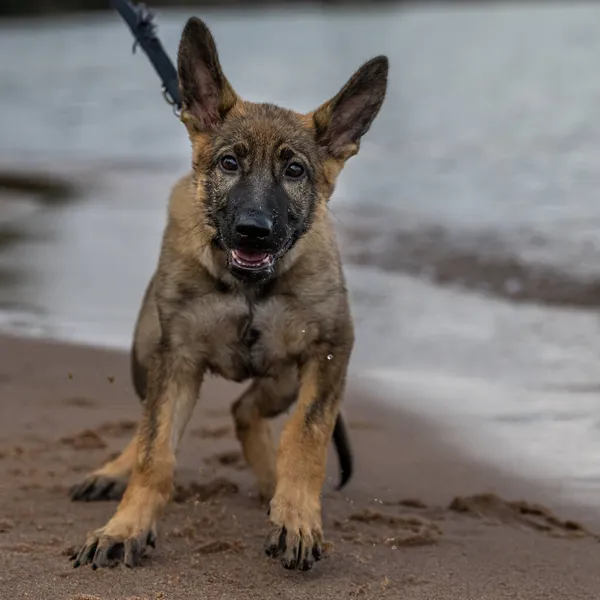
[{"x1": 235, "y1": 250, "x2": 267, "y2": 263}]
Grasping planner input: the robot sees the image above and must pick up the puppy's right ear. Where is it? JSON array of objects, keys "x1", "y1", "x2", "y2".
[{"x1": 177, "y1": 17, "x2": 238, "y2": 133}]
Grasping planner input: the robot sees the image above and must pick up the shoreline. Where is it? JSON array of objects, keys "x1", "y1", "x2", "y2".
[{"x1": 2, "y1": 333, "x2": 600, "y2": 598}]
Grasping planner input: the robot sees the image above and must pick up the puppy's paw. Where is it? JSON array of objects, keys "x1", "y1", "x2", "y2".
[
  {"x1": 71, "y1": 514, "x2": 156, "y2": 569},
  {"x1": 70, "y1": 473, "x2": 128, "y2": 502},
  {"x1": 264, "y1": 494, "x2": 323, "y2": 571},
  {"x1": 264, "y1": 525, "x2": 323, "y2": 571}
]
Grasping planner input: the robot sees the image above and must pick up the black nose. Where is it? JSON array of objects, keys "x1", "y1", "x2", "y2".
[{"x1": 234, "y1": 213, "x2": 273, "y2": 240}]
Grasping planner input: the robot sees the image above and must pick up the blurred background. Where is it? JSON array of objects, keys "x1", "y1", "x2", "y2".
[{"x1": 1, "y1": 2, "x2": 600, "y2": 504}]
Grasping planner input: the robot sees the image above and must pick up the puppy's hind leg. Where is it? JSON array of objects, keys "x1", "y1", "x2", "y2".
[
  {"x1": 232, "y1": 366, "x2": 298, "y2": 502},
  {"x1": 70, "y1": 434, "x2": 138, "y2": 501}
]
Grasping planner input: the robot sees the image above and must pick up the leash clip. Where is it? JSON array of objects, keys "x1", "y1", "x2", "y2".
[{"x1": 161, "y1": 85, "x2": 181, "y2": 118}]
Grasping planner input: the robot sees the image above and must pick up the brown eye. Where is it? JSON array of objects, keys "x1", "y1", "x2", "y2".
[
  {"x1": 284, "y1": 162, "x2": 305, "y2": 179},
  {"x1": 220, "y1": 155, "x2": 239, "y2": 172}
]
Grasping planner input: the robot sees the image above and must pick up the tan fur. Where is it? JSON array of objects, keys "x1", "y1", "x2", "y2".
[
  {"x1": 89, "y1": 435, "x2": 137, "y2": 483},
  {"x1": 71, "y1": 16, "x2": 387, "y2": 572}
]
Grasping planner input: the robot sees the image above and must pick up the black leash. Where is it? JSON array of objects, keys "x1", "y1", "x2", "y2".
[{"x1": 111, "y1": 0, "x2": 182, "y2": 117}]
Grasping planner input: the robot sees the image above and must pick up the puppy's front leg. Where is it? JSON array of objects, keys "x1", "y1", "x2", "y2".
[
  {"x1": 72, "y1": 346, "x2": 202, "y2": 569},
  {"x1": 264, "y1": 340, "x2": 352, "y2": 571}
]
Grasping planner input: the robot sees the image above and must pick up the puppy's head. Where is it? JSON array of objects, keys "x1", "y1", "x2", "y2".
[{"x1": 177, "y1": 17, "x2": 388, "y2": 283}]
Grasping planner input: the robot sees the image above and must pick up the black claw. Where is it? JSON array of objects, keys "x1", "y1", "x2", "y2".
[
  {"x1": 299, "y1": 558, "x2": 314, "y2": 572},
  {"x1": 70, "y1": 477, "x2": 126, "y2": 503},
  {"x1": 265, "y1": 527, "x2": 287, "y2": 558},
  {"x1": 288, "y1": 537, "x2": 301, "y2": 568},
  {"x1": 82, "y1": 483, "x2": 98, "y2": 500},
  {"x1": 265, "y1": 539, "x2": 279, "y2": 557},
  {"x1": 277, "y1": 528, "x2": 287, "y2": 555},
  {"x1": 280, "y1": 541, "x2": 298, "y2": 569},
  {"x1": 89, "y1": 481, "x2": 115, "y2": 502},
  {"x1": 94, "y1": 540, "x2": 127, "y2": 570},
  {"x1": 92, "y1": 545, "x2": 109, "y2": 569},
  {"x1": 125, "y1": 535, "x2": 146, "y2": 568},
  {"x1": 147, "y1": 531, "x2": 156, "y2": 548},
  {"x1": 124, "y1": 546, "x2": 136, "y2": 568},
  {"x1": 313, "y1": 544, "x2": 323, "y2": 561},
  {"x1": 84, "y1": 484, "x2": 107, "y2": 502},
  {"x1": 73, "y1": 540, "x2": 98, "y2": 568},
  {"x1": 296, "y1": 538, "x2": 316, "y2": 572},
  {"x1": 70, "y1": 480, "x2": 92, "y2": 501}
]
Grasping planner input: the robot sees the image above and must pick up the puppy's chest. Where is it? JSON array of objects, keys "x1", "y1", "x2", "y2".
[{"x1": 201, "y1": 297, "x2": 313, "y2": 383}]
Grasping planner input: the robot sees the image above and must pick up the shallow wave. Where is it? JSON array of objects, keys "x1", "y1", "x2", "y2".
[
  {"x1": 339, "y1": 206, "x2": 600, "y2": 310},
  {"x1": 356, "y1": 367, "x2": 600, "y2": 508}
]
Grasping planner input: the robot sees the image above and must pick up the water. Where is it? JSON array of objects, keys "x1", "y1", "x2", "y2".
[{"x1": 2, "y1": 4, "x2": 600, "y2": 506}]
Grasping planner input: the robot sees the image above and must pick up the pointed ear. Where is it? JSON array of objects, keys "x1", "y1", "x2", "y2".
[
  {"x1": 312, "y1": 56, "x2": 388, "y2": 160},
  {"x1": 177, "y1": 17, "x2": 239, "y2": 133}
]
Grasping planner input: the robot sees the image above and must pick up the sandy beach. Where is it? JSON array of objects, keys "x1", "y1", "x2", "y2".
[{"x1": 0, "y1": 333, "x2": 599, "y2": 600}]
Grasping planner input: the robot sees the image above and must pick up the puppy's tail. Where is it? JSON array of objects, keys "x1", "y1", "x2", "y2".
[{"x1": 333, "y1": 413, "x2": 353, "y2": 490}]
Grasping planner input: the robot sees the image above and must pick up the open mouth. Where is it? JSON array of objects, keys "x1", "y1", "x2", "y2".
[{"x1": 230, "y1": 249, "x2": 274, "y2": 271}]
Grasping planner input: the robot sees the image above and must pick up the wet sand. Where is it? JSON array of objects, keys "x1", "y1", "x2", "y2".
[{"x1": 1, "y1": 334, "x2": 600, "y2": 599}]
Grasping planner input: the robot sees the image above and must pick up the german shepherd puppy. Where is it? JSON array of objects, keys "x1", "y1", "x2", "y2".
[{"x1": 71, "y1": 17, "x2": 388, "y2": 572}]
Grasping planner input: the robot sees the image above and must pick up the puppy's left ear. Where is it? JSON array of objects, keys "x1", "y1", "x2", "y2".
[{"x1": 312, "y1": 56, "x2": 388, "y2": 160}]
